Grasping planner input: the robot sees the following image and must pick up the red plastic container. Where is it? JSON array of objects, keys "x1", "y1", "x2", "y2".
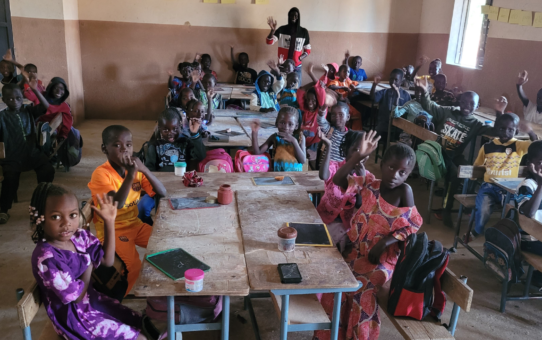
[{"x1": 217, "y1": 184, "x2": 233, "y2": 205}]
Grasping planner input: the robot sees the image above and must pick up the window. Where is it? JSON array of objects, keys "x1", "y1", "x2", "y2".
[{"x1": 447, "y1": 0, "x2": 491, "y2": 69}]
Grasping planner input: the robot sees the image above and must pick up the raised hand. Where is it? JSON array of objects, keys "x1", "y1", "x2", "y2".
[
  {"x1": 191, "y1": 69, "x2": 200, "y2": 83},
  {"x1": 189, "y1": 118, "x2": 202, "y2": 134},
  {"x1": 517, "y1": 70, "x2": 529, "y2": 86},
  {"x1": 267, "y1": 16, "x2": 277, "y2": 31},
  {"x1": 415, "y1": 77, "x2": 428, "y2": 93},
  {"x1": 278, "y1": 55, "x2": 285, "y2": 65},
  {"x1": 194, "y1": 53, "x2": 201, "y2": 61},
  {"x1": 251, "y1": 119, "x2": 261, "y2": 132},
  {"x1": 2, "y1": 48, "x2": 12, "y2": 61},
  {"x1": 321, "y1": 64, "x2": 329, "y2": 73},
  {"x1": 267, "y1": 60, "x2": 280, "y2": 75},
  {"x1": 91, "y1": 193, "x2": 118, "y2": 223},
  {"x1": 345, "y1": 50, "x2": 350, "y2": 60},
  {"x1": 417, "y1": 56, "x2": 429, "y2": 67},
  {"x1": 318, "y1": 128, "x2": 331, "y2": 145},
  {"x1": 120, "y1": 154, "x2": 138, "y2": 174},
  {"x1": 207, "y1": 88, "x2": 216, "y2": 99},
  {"x1": 373, "y1": 76, "x2": 381, "y2": 85},
  {"x1": 168, "y1": 70, "x2": 174, "y2": 76},
  {"x1": 358, "y1": 130, "x2": 381, "y2": 157},
  {"x1": 494, "y1": 96, "x2": 508, "y2": 113}
]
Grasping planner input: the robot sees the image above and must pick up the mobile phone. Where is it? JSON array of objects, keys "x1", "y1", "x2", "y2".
[{"x1": 278, "y1": 263, "x2": 302, "y2": 284}]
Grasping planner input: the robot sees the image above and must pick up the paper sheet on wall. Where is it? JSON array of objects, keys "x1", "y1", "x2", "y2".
[
  {"x1": 520, "y1": 11, "x2": 533, "y2": 26},
  {"x1": 222, "y1": 0, "x2": 236, "y2": 3},
  {"x1": 534, "y1": 12, "x2": 542, "y2": 28},
  {"x1": 203, "y1": 0, "x2": 218, "y2": 3},
  {"x1": 498, "y1": 8, "x2": 510, "y2": 23},
  {"x1": 255, "y1": 0, "x2": 269, "y2": 4},
  {"x1": 488, "y1": 6, "x2": 500, "y2": 20},
  {"x1": 509, "y1": 9, "x2": 522, "y2": 24},
  {"x1": 481, "y1": 5, "x2": 490, "y2": 15}
]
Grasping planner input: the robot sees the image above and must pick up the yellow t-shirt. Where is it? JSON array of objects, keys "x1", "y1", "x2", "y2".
[
  {"x1": 416, "y1": 75, "x2": 435, "y2": 93},
  {"x1": 473, "y1": 138, "x2": 531, "y2": 182},
  {"x1": 88, "y1": 161, "x2": 155, "y2": 238}
]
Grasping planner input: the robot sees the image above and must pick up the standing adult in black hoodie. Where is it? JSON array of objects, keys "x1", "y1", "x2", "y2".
[{"x1": 266, "y1": 7, "x2": 311, "y2": 83}]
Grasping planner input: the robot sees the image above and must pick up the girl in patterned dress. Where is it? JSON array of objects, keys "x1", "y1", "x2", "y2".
[
  {"x1": 30, "y1": 183, "x2": 162, "y2": 340},
  {"x1": 315, "y1": 136, "x2": 423, "y2": 340}
]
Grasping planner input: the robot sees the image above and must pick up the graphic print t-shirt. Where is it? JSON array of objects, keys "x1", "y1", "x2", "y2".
[{"x1": 473, "y1": 138, "x2": 531, "y2": 182}]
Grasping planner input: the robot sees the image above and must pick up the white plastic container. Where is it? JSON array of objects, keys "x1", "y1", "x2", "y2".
[
  {"x1": 277, "y1": 227, "x2": 297, "y2": 252},
  {"x1": 174, "y1": 162, "x2": 187, "y2": 177},
  {"x1": 185, "y1": 268, "x2": 204, "y2": 292}
]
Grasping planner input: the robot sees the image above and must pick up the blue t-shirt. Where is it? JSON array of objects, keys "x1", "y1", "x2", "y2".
[{"x1": 349, "y1": 68, "x2": 367, "y2": 82}]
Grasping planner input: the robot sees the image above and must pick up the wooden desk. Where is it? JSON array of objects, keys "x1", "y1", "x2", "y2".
[
  {"x1": 237, "y1": 117, "x2": 277, "y2": 146},
  {"x1": 204, "y1": 117, "x2": 251, "y2": 148},
  {"x1": 214, "y1": 86, "x2": 232, "y2": 100},
  {"x1": 217, "y1": 82, "x2": 255, "y2": 90},
  {"x1": 134, "y1": 194, "x2": 249, "y2": 340},
  {"x1": 230, "y1": 88, "x2": 253, "y2": 101},
  {"x1": 154, "y1": 171, "x2": 325, "y2": 195},
  {"x1": 214, "y1": 108, "x2": 278, "y2": 119}
]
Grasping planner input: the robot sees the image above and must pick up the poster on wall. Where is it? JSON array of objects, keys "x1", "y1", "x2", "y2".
[
  {"x1": 509, "y1": 9, "x2": 522, "y2": 24},
  {"x1": 481, "y1": 5, "x2": 490, "y2": 15},
  {"x1": 498, "y1": 8, "x2": 510, "y2": 23},
  {"x1": 534, "y1": 13, "x2": 542, "y2": 28},
  {"x1": 520, "y1": 11, "x2": 533, "y2": 26},
  {"x1": 203, "y1": 0, "x2": 219, "y2": 3},
  {"x1": 488, "y1": 6, "x2": 500, "y2": 20},
  {"x1": 255, "y1": 0, "x2": 269, "y2": 4},
  {"x1": 222, "y1": 0, "x2": 236, "y2": 3}
]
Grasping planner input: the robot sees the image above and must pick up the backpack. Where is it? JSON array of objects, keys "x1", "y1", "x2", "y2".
[
  {"x1": 146, "y1": 296, "x2": 222, "y2": 325},
  {"x1": 415, "y1": 140, "x2": 446, "y2": 181},
  {"x1": 234, "y1": 150, "x2": 271, "y2": 173},
  {"x1": 57, "y1": 127, "x2": 83, "y2": 171},
  {"x1": 198, "y1": 149, "x2": 233, "y2": 173},
  {"x1": 388, "y1": 232, "x2": 450, "y2": 320},
  {"x1": 483, "y1": 208, "x2": 524, "y2": 284}
]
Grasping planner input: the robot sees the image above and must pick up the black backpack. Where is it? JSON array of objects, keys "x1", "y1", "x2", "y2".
[
  {"x1": 483, "y1": 208, "x2": 524, "y2": 284},
  {"x1": 57, "y1": 127, "x2": 83, "y2": 171},
  {"x1": 388, "y1": 232, "x2": 450, "y2": 320}
]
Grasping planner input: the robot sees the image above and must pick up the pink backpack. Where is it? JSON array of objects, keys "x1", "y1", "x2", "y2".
[
  {"x1": 234, "y1": 150, "x2": 271, "y2": 173},
  {"x1": 198, "y1": 149, "x2": 234, "y2": 173}
]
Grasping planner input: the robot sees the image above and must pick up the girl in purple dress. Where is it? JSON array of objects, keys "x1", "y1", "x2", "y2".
[{"x1": 30, "y1": 183, "x2": 162, "y2": 340}]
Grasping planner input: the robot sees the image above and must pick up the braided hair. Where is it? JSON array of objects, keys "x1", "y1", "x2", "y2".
[
  {"x1": 30, "y1": 183, "x2": 85, "y2": 244},
  {"x1": 339, "y1": 130, "x2": 366, "y2": 158}
]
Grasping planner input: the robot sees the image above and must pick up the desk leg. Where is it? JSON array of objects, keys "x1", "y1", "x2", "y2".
[
  {"x1": 280, "y1": 295, "x2": 290, "y2": 340},
  {"x1": 221, "y1": 296, "x2": 230, "y2": 340},
  {"x1": 168, "y1": 296, "x2": 175, "y2": 340},
  {"x1": 501, "y1": 192, "x2": 511, "y2": 219},
  {"x1": 330, "y1": 292, "x2": 342, "y2": 340}
]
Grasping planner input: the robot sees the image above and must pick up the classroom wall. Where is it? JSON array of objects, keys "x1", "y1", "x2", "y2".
[
  {"x1": 9, "y1": 0, "x2": 85, "y2": 124},
  {"x1": 417, "y1": 0, "x2": 542, "y2": 116}
]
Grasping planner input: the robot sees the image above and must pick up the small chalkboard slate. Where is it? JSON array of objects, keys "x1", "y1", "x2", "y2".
[
  {"x1": 208, "y1": 135, "x2": 230, "y2": 143},
  {"x1": 214, "y1": 129, "x2": 244, "y2": 137},
  {"x1": 252, "y1": 176, "x2": 295, "y2": 186},
  {"x1": 288, "y1": 222, "x2": 333, "y2": 247},
  {"x1": 169, "y1": 197, "x2": 220, "y2": 210},
  {"x1": 146, "y1": 248, "x2": 210, "y2": 281}
]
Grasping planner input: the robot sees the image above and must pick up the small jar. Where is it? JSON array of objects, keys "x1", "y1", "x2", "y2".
[
  {"x1": 484, "y1": 120, "x2": 492, "y2": 126},
  {"x1": 278, "y1": 226, "x2": 297, "y2": 252},
  {"x1": 174, "y1": 162, "x2": 187, "y2": 177},
  {"x1": 217, "y1": 184, "x2": 233, "y2": 205},
  {"x1": 185, "y1": 268, "x2": 204, "y2": 292}
]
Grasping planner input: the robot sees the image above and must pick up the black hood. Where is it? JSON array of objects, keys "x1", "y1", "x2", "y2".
[
  {"x1": 45, "y1": 77, "x2": 70, "y2": 105},
  {"x1": 288, "y1": 7, "x2": 301, "y2": 31}
]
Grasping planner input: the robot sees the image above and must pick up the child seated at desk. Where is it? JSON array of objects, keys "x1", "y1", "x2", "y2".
[
  {"x1": 250, "y1": 61, "x2": 284, "y2": 113},
  {"x1": 195, "y1": 53, "x2": 217, "y2": 80},
  {"x1": 371, "y1": 68, "x2": 411, "y2": 144},
  {"x1": 516, "y1": 70, "x2": 542, "y2": 125},
  {"x1": 0, "y1": 83, "x2": 53, "y2": 224},
  {"x1": 317, "y1": 101, "x2": 350, "y2": 163},
  {"x1": 344, "y1": 50, "x2": 367, "y2": 81},
  {"x1": 279, "y1": 58, "x2": 295, "y2": 80},
  {"x1": 139, "y1": 108, "x2": 206, "y2": 225},
  {"x1": 168, "y1": 62, "x2": 200, "y2": 107},
  {"x1": 198, "y1": 73, "x2": 222, "y2": 110},
  {"x1": 430, "y1": 74, "x2": 459, "y2": 106},
  {"x1": 415, "y1": 77, "x2": 492, "y2": 228},
  {"x1": 308, "y1": 63, "x2": 338, "y2": 86},
  {"x1": 415, "y1": 57, "x2": 442, "y2": 94},
  {"x1": 174, "y1": 88, "x2": 196, "y2": 118},
  {"x1": 230, "y1": 46, "x2": 257, "y2": 85},
  {"x1": 37, "y1": 77, "x2": 73, "y2": 140},
  {"x1": 299, "y1": 81, "x2": 330, "y2": 148},
  {"x1": 30, "y1": 184, "x2": 162, "y2": 340},
  {"x1": 315, "y1": 138, "x2": 422, "y2": 340},
  {"x1": 465, "y1": 113, "x2": 536, "y2": 243},
  {"x1": 515, "y1": 140, "x2": 542, "y2": 287},
  {"x1": 88, "y1": 125, "x2": 167, "y2": 294},
  {"x1": 317, "y1": 130, "x2": 371, "y2": 253},
  {"x1": 250, "y1": 106, "x2": 306, "y2": 171},
  {"x1": 279, "y1": 72, "x2": 300, "y2": 108},
  {"x1": 183, "y1": 98, "x2": 212, "y2": 138},
  {"x1": 22, "y1": 63, "x2": 46, "y2": 105},
  {"x1": 0, "y1": 49, "x2": 23, "y2": 86}
]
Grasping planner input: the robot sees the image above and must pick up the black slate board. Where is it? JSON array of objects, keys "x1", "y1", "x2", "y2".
[
  {"x1": 169, "y1": 197, "x2": 220, "y2": 210},
  {"x1": 146, "y1": 248, "x2": 210, "y2": 281},
  {"x1": 252, "y1": 176, "x2": 295, "y2": 186},
  {"x1": 288, "y1": 222, "x2": 333, "y2": 247},
  {"x1": 214, "y1": 129, "x2": 244, "y2": 137}
]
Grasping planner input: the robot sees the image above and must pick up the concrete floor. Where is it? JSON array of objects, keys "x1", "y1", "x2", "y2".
[{"x1": 1, "y1": 119, "x2": 542, "y2": 340}]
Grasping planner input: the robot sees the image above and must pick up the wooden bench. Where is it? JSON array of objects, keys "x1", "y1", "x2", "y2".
[
  {"x1": 377, "y1": 268, "x2": 473, "y2": 340},
  {"x1": 270, "y1": 293, "x2": 331, "y2": 327},
  {"x1": 16, "y1": 199, "x2": 94, "y2": 340},
  {"x1": 452, "y1": 166, "x2": 527, "y2": 261}
]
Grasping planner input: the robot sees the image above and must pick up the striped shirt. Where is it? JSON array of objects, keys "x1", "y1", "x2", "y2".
[{"x1": 317, "y1": 115, "x2": 348, "y2": 162}]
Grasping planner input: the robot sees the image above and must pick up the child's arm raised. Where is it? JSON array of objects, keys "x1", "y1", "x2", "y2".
[
  {"x1": 206, "y1": 88, "x2": 214, "y2": 125},
  {"x1": 412, "y1": 56, "x2": 429, "y2": 78},
  {"x1": 91, "y1": 194, "x2": 118, "y2": 267},
  {"x1": 519, "y1": 121, "x2": 538, "y2": 141},
  {"x1": 318, "y1": 128, "x2": 332, "y2": 181},
  {"x1": 308, "y1": 64, "x2": 318, "y2": 83},
  {"x1": 333, "y1": 130, "x2": 380, "y2": 190},
  {"x1": 251, "y1": 119, "x2": 274, "y2": 154},
  {"x1": 2, "y1": 49, "x2": 24, "y2": 73},
  {"x1": 132, "y1": 156, "x2": 167, "y2": 198},
  {"x1": 343, "y1": 50, "x2": 350, "y2": 66},
  {"x1": 494, "y1": 96, "x2": 508, "y2": 118},
  {"x1": 266, "y1": 17, "x2": 278, "y2": 41},
  {"x1": 370, "y1": 76, "x2": 381, "y2": 101},
  {"x1": 230, "y1": 46, "x2": 237, "y2": 68},
  {"x1": 189, "y1": 70, "x2": 200, "y2": 89},
  {"x1": 108, "y1": 154, "x2": 139, "y2": 208},
  {"x1": 516, "y1": 70, "x2": 530, "y2": 108},
  {"x1": 519, "y1": 164, "x2": 542, "y2": 218},
  {"x1": 24, "y1": 73, "x2": 50, "y2": 112},
  {"x1": 168, "y1": 70, "x2": 175, "y2": 89}
]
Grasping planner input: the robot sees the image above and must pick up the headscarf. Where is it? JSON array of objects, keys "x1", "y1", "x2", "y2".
[
  {"x1": 44, "y1": 77, "x2": 70, "y2": 105},
  {"x1": 253, "y1": 70, "x2": 280, "y2": 111}
]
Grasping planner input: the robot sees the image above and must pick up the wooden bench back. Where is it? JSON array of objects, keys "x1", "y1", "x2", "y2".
[
  {"x1": 506, "y1": 204, "x2": 542, "y2": 243},
  {"x1": 441, "y1": 268, "x2": 472, "y2": 312},
  {"x1": 458, "y1": 165, "x2": 528, "y2": 180},
  {"x1": 392, "y1": 118, "x2": 439, "y2": 142}
]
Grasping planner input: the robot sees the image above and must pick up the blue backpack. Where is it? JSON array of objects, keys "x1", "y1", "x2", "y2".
[{"x1": 58, "y1": 127, "x2": 83, "y2": 171}]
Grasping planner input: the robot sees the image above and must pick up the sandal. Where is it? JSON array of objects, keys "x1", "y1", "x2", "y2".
[
  {"x1": 462, "y1": 232, "x2": 477, "y2": 244},
  {"x1": 0, "y1": 212, "x2": 9, "y2": 224}
]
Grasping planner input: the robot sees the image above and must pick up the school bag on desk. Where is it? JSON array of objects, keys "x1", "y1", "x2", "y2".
[
  {"x1": 234, "y1": 150, "x2": 271, "y2": 172},
  {"x1": 483, "y1": 208, "x2": 524, "y2": 284},
  {"x1": 388, "y1": 232, "x2": 450, "y2": 320},
  {"x1": 198, "y1": 148, "x2": 234, "y2": 173},
  {"x1": 415, "y1": 140, "x2": 446, "y2": 181}
]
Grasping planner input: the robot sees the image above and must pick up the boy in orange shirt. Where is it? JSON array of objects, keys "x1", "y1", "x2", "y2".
[
  {"x1": 328, "y1": 65, "x2": 363, "y2": 130},
  {"x1": 88, "y1": 125, "x2": 167, "y2": 294}
]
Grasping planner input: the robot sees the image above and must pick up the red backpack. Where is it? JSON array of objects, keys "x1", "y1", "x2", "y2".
[
  {"x1": 198, "y1": 149, "x2": 234, "y2": 173},
  {"x1": 234, "y1": 150, "x2": 271, "y2": 173}
]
